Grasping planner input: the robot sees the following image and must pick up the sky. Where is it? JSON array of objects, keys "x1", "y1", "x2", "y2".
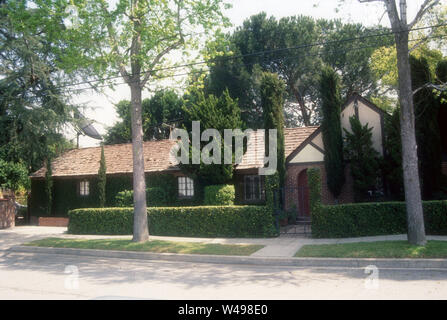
[{"x1": 72, "y1": 0, "x2": 430, "y2": 147}]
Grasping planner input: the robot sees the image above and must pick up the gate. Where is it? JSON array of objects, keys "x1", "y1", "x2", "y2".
[{"x1": 275, "y1": 185, "x2": 312, "y2": 237}]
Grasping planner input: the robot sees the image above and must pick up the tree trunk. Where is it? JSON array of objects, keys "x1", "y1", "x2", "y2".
[
  {"x1": 129, "y1": 0, "x2": 148, "y2": 242},
  {"x1": 291, "y1": 86, "x2": 311, "y2": 126},
  {"x1": 395, "y1": 31, "x2": 426, "y2": 246},
  {"x1": 130, "y1": 82, "x2": 149, "y2": 242}
]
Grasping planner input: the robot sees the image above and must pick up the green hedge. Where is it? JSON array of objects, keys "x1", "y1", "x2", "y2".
[
  {"x1": 203, "y1": 185, "x2": 235, "y2": 205},
  {"x1": 312, "y1": 200, "x2": 447, "y2": 238},
  {"x1": 68, "y1": 206, "x2": 277, "y2": 237}
]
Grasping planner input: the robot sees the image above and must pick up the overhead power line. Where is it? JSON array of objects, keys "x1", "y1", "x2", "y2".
[{"x1": 52, "y1": 22, "x2": 447, "y2": 90}]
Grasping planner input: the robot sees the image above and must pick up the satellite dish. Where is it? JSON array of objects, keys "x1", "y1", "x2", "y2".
[
  {"x1": 78, "y1": 117, "x2": 102, "y2": 140},
  {"x1": 73, "y1": 112, "x2": 102, "y2": 148}
]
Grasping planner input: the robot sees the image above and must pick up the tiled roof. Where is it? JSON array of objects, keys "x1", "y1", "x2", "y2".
[
  {"x1": 235, "y1": 126, "x2": 320, "y2": 170},
  {"x1": 31, "y1": 139, "x2": 179, "y2": 178}
]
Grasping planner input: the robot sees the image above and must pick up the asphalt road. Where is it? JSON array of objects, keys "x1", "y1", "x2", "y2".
[{"x1": 1, "y1": 251, "x2": 446, "y2": 300}]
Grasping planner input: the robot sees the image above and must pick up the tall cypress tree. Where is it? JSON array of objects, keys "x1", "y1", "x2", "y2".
[
  {"x1": 320, "y1": 66, "x2": 345, "y2": 199},
  {"x1": 98, "y1": 146, "x2": 107, "y2": 208},
  {"x1": 411, "y1": 56, "x2": 441, "y2": 199},
  {"x1": 45, "y1": 158, "x2": 53, "y2": 215},
  {"x1": 260, "y1": 72, "x2": 286, "y2": 189}
]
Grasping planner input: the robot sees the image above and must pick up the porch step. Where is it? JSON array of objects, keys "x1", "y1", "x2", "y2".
[{"x1": 295, "y1": 216, "x2": 311, "y2": 225}]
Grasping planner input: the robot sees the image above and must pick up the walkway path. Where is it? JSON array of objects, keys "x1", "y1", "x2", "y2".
[{"x1": 2, "y1": 226, "x2": 447, "y2": 258}]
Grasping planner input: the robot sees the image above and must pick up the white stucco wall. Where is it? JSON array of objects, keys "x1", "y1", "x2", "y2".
[
  {"x1": 289, "y1": 144, "x2": 324, "y2": 164},
  {"x1": 341, "y1": 99, "x2": 383, "y2": 155}
]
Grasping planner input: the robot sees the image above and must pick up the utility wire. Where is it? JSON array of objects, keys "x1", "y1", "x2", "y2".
[{"x1": 51, "y1": 22, "x2": 447, "y2": 90}]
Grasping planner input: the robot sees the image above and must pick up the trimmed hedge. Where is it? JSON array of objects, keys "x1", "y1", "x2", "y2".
[
  {"x1": 312, "y1": 200, "x2": 447, "y2": 238},
  {"x1": 203, "y1": 185, "x2": 235, "y2": 205},
  {"x1": 68, "y1": 205, "x2": 277, "y2": 237}
]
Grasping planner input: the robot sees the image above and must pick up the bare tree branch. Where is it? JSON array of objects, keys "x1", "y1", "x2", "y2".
[{"x1": 409, "y1": 0, "x2": 440, "y2": 29}]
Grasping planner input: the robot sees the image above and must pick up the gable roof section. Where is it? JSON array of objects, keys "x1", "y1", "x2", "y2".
[
  {"x1": 31, "y1": 139, "x2": 179, "y2": 178},
  {"x1": 343, "y1": 92, "x2": 387, "y2": 116},
  {"x1": 235, "y1": 127, "x2": 319, "y2": 170}
]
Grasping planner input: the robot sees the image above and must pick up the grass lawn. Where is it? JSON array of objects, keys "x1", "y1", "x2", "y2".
[
  {"x1": 25, "y1": 237, "x2": 264, "y2": 256},
  {"x1": 295, "y1": 241, "x2": 447, "y2": 259}
]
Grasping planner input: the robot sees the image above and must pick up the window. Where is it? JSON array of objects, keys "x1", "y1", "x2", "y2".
[
  {"x1": 244, "y1": 175, "x2": 265, "y2": 201},
  {"x1": 79, "y1": 180, "x2": 90, "y2": 196},
  {"x1": 178, "y1": 177, "x2": 194, "y2": 198}
]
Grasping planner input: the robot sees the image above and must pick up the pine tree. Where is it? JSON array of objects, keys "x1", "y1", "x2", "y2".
[
  {"x1": 260, "y1": 72, "x2": 286, "y2": 189},
  {"x1": 181, "y1": 89, "x2": 243, "y2": 186},
  {"x1": 344, "y1": 116, "x2": 381, "y2": 202},
  {"x1": 98, "y1": 146, "x2": 107, "y2": 207},
  {"x1": 320, "y1": 66, "x2": 345, "y2": 199}
]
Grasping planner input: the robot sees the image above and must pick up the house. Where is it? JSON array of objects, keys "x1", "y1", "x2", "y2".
[{"x1": 29, "y1": 93, "x2": 386, "y2": 224}]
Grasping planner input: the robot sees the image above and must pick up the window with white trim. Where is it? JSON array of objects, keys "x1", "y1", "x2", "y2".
[
  {"x1": 244, "y1": 175, "x2": 265, "y2": 201},
  {"x1": 79, "y1": 180, "x2": 90, "y2": 196},
  {"x1": 178, "y1": 176, "x2": 194, "y2": 198}
]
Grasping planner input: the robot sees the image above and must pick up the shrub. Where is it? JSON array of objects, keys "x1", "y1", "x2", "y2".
[
  {"x1": 68, "y1": 205, "x2": 277, "y2": 237},
  {"x1": 115, "y1": 187, "x2": 169, "y2": 207},
  {"x1": 203, "y1": 185, "x2": 235, "y2": 205},
  {"x1": 312, "y1": 200, "x2": 447, "y2": 238}
]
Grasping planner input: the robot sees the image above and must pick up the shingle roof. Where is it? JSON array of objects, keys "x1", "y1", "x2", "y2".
[
  {"x1": 31, "y1": 139, "x2": 179, "y2": 178},
  {"x1": 31, "y1": 126, "x2": 321, "y2": 178},
  {"x1": 235, "y1": 126, "x2": 320, "y2": 170}
]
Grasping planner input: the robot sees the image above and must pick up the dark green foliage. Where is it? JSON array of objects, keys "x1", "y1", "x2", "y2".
[
  {"x1": 205, "y1": 13, "x2": 387, "y2": 127},
  {"x1": 411, "y1": 56, "x2": 442, "y2": 199},
  {"x1": 68, "y1": 206, "x2": 277, "y2": 237},
  {"x1": 29, "y1": 173, "x2": 187, "y2": 216},
  {"x1": 265, "y1": 172, "x2": 280, "y2": 213},
  {"x1": 344, "y1": 116, "x2": 382, "y2": 201},
  {"x1": 0, "y1": 159, "x2": 29, "y2": 191},
  {"x1": 320, "y1": 66, "x2": 345, "y2": 198},
  {"x1": 203, "y1": 185, "x2": 235, "y2": 205},
  {"x1": 98, "y1": 146, "x2": 106, "y2": 208},
  {"x1": 307, "y1": 168, "x2": 322, "y2": 213},
  {"x1": 383, "y1": 107, "x2": 404, "y2": 200},
  {"x1": 312, "y1": 201, "x2": 447, "y2": 238},
  {"x1": 104, "y1": 90, "x2": 184, "y2": 145},
  {"x1": 115, "y1": 187, "x2": 169, "y2": 207},
  {"x1": 181, "y1": 89, "x2": 243, "y2": 186},
  {"x1": 0, "y1": 2, "x2": 76, "y2": 173},
  {"x1": 261, "y1": 72, "x2": 286, "y2": 189},
  {"x1": 45, "y1": 158, "x2": 53, "y2": 215}
]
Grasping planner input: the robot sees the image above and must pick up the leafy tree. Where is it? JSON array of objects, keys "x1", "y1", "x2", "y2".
[
  {"x1": 104, "y1": 90, "x2": 184, "y2": 144},
  {"x1": 181, "y1": 89, "x2": 243, "y2": 186},
  {"x1": 260, "y1": 72, "x2": 286, "y2": 189},
  {"x1": 98, "y1": 146, "x2": 106, "y2": 208},
  {"x1": 356, "y1": 0, "x2": 444, "y2": 245},
  {"x1": 57, "y1": 0, "x2": 230, "y2": 242},
  {"x1": 205, "y1": 13, "x2": 387, "y2": 127},
  {"x1": 344, "y1": 116, "x2": 381, "y2": 202},
  {"x1": 0, "y1": 159, "x2": 29, "y2": 192},
  {"x1": 320, "y1": 66, "x2": 345, "y2": 199},
  {"x1": 0, "y1": 0, "x2": 76, "y2": 173}
]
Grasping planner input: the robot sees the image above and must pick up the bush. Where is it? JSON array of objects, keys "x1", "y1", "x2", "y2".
[
  {"x1": 203, "y1": 185, "x2": 235, "y2": 205},
  {"x1": 312, "y1": 200, "x2": 447, "y2": 238},
  {"x1": 115, "y1": 187, "x2": 169, "y2": 207},
  {"x1": 68, "y1": 205, "x2": 277, "y2": 237}
]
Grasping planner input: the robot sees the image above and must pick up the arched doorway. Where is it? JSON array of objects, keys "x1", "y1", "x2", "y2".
[{"x1": 297, "y1": 169, "x2": 310, "y2": 217}]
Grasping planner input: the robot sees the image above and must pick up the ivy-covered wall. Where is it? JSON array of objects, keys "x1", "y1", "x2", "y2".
[{"x1": 29, "y1": 172, "x2": 200, "y2": 217}]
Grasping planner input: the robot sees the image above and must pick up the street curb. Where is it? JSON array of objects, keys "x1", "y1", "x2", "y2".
[{"x1": 8, "y1": 245, "x2": 447, "y2": 269}]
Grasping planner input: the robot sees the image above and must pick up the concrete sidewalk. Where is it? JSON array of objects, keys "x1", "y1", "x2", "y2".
[{"x1": 2, "y1": 226, "x2": 447, "y2": 258}]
